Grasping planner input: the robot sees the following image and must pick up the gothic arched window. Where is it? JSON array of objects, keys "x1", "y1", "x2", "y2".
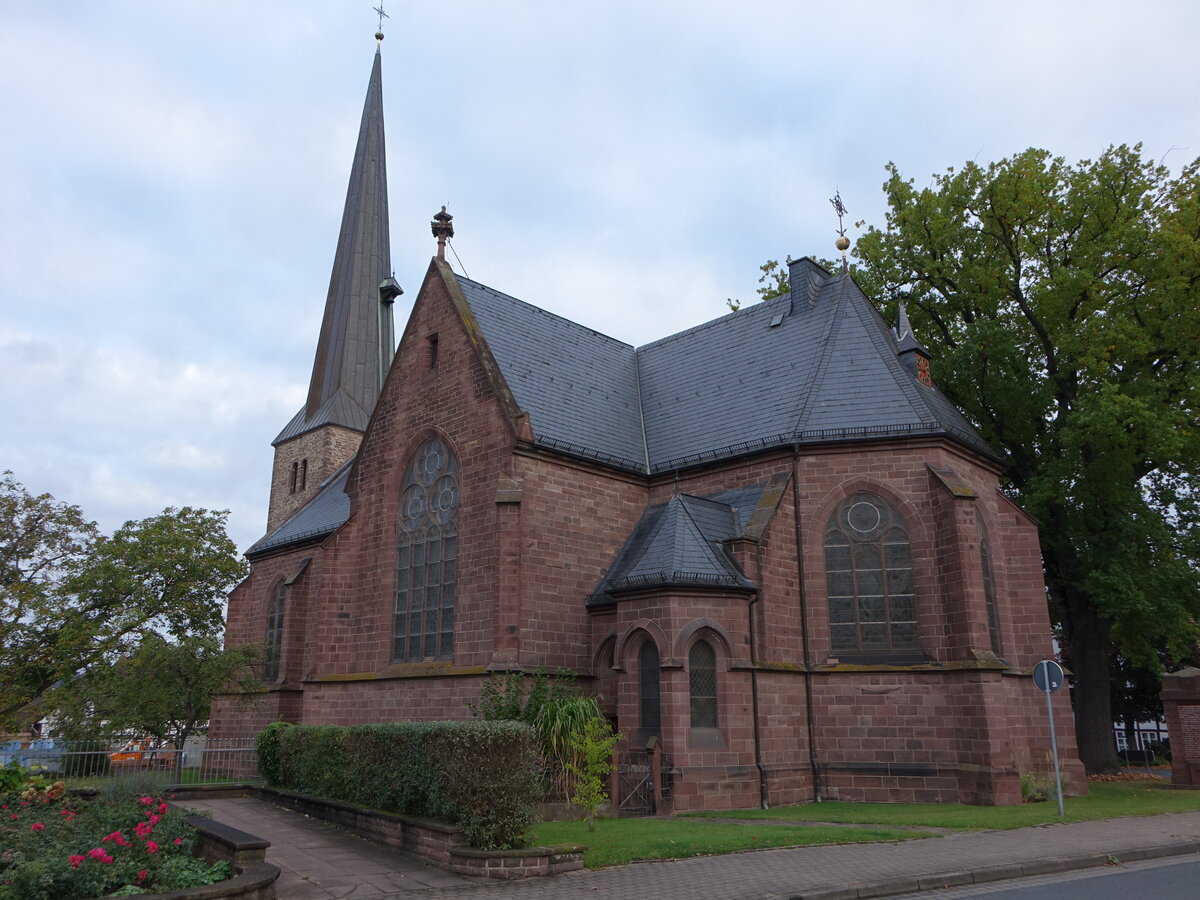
[
  {"x1": 264, "y1": 581, "x2": 285, "y2": 681},
  {"x1": 638, "y1": 639, "x2": 661, "y2": 733},
  {"x1": 689, "y1": 639, "x2": 718, "y2": 728},
  {"x1": 394, "y1": 436, "x2": 459, "y2": 661},
  {"x1": 978, "y1": 519, "x2": 1003, "y2": 655},
  {"x1": 824, "y1": 492, "x2": 918, "y2": 654}
]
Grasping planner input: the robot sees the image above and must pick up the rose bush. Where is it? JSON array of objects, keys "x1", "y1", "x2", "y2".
[{"x1": 0, "y1": 767, "x2": 229, "y2": 899}]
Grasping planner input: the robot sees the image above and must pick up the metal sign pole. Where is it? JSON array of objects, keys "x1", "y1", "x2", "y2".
[{"x1": 1043, "y1": 675, "x2": 1065, "y2": 817}]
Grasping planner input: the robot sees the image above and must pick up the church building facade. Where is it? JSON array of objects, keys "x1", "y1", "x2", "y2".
[{"x1": 211, "y1": 41, "x2": 1085, "y2": 810}]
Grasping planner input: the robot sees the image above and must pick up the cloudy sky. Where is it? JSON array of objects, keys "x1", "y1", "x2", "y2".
[{"x1": 3, "y1": 1, "x2": 1197, "y2": 553}]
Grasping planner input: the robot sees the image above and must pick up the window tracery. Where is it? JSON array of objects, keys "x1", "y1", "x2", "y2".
[
  {"x1": 824, "y1": 492, "x2": 918, "y2": 654},
  {"x1": 394, "y1": 436, "x2": 459, "y2": 661}
]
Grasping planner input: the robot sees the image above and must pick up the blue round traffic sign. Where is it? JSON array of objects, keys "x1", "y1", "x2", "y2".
[{"x1": 1033, "y1": 659, "x2": 1064, "y2": 693}]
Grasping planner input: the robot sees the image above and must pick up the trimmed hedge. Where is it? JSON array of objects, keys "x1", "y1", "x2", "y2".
[{"x1": 255, "y1": 720, "x2": 540, "y2": 849}]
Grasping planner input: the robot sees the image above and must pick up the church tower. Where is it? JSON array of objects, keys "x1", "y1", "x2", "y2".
[{"x1": 266, "y1": 39, "x2": 401, "y2": 532}]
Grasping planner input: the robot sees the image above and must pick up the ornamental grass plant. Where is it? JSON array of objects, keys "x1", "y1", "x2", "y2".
[{"x1": 0, "y1": 763, "x2": 229, "y2": 899}]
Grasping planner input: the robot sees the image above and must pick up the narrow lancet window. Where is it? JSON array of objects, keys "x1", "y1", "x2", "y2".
[
  {"x1": 639, "y1": 640, "x2": 661, "y2": 733},
  {"x1": 979, "y1": 520, "x2": 1003, "y2": 655},
  {"x1": 264, "y1": 581, "x2": 286, "y2": 681},
  {"x1": 689, "y1": 639, "x2": 718, "y2": 728}
]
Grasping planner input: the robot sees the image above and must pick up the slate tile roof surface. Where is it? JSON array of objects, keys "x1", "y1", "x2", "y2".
[
  {"x1": 458, "y1": 276, "x2": 649, "y2": 470},
  {"x1": 249, "y1": 461, "x2": 353, "y2": 556},
  {"x1": 588, "y1": 492, "x2": 755, "y2": 606},
  {"x1": 273, "y1": 391, "x2": 373, "y2": 444},
  {"x1": 461, "y1": 259, "x2": 994, "y2": 475}
]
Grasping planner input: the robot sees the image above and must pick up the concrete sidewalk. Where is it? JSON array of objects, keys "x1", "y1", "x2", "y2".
[{"x1": 186, "y1": 797, "x2": 1200, "y2": 900}]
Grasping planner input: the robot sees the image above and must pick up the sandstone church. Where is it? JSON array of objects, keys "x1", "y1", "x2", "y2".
[{"x1": 211, "y1": 37, "x2": 1084, "y2": 809}]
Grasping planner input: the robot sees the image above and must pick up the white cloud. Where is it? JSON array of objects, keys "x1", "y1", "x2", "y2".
[{"x1": 1, "y1": 0, "x2": 1197, "y2": 558}]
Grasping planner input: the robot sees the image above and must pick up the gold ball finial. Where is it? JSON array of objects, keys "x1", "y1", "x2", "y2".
[
  {"x1": 835, "y1": 235, "x2": 850, "y2": 252},
  {"x1": 376, "y1": 31, "x2": 385, "y2": 41}
]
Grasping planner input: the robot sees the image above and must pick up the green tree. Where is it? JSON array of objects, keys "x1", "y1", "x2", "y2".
[
  {"x1": 0, "y1": 474, "x2": 248, "y2": 729},
  {"x1": 741, "y1": 146, "x2": 1200, "y2": 773},
  {"x1": 58, "y1": 632, "x2": 260, "y2": 779},
  {"x1": 0, "y1": 471, "x2": 99, "y2": 724},
  {"x1": 564, "y1": 716, "x2": 621, "y2": 831}
]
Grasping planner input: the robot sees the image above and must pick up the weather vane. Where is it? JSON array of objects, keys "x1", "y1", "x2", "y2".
[
  {"x1": 373, "y1": 3, "x2": 389, "y2": 31},
  {"x1": 830, "y1": 190, "x2": 851, "y2": 274}
]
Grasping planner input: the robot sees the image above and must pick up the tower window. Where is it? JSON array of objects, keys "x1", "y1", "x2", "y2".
[
  {"x1": 824, "y1": 492, "x2": 918, "y2": 654},
  {"x1": 394, "y1": 436, "x2": 459, "y2": 661},
  {"x1": 428, "y1": 334, "x2": 439, "y2": 368},
  {"x1": 290, "y1": 460, "x2": 308, "y2": 494}
]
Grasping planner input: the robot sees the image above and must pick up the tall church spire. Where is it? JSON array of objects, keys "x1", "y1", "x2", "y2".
[
  {"x1": 274, "y1": 44, "x2": 395, "y2": 446},
  {"x1": 265, "y1": 41, "x2": 396, "y2": 533}
]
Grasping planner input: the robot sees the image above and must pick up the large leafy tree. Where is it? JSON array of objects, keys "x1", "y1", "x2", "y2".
[
  {"x1": 854, "y1": 145, "x2": 1200, "y2": 773},
  {"x1": 741, "y1": 146, "x2": 1200, "y2": 772},
  {"x1": 0, "y1": 472, "x2": 248, "y2": 729}
]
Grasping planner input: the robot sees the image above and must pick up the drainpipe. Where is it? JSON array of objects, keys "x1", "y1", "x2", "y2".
[
  {"x1": 792, "y1": 446, "x2": 822, "y2": 801},
  {"x1": 747, "y1": 566, "x2": 769, "y2": 809}
]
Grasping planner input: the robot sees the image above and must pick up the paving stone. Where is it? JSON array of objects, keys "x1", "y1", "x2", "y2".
[{"x1": 184, "y1": 797, "x2": 1200, "y2": 900}]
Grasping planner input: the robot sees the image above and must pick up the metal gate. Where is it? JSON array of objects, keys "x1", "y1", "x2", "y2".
[{"x1": 616, "y1": 755, "x2": 655, "y2": 816}]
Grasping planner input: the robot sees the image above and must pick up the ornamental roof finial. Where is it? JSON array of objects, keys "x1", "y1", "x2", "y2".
[
  {"x1": 830, "y1": 189, "x2": 851, "y2": 275},
  {"x1": 432, "y1": 206, "x2": 455, "y2": 260}
]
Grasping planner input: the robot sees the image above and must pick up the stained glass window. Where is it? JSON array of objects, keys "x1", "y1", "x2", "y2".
[
  {"x1": 825, "y1": 492, "x2": 918, "y2": 654},
  {"x1": 394, "y1": 436, "x2": 459, "y2": 661}
]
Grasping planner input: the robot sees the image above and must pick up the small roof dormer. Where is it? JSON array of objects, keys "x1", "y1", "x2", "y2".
[{"x1": 895, "y1": 300, "x2": 933, "y2": 388}]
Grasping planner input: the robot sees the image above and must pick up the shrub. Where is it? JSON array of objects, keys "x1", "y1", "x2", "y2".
[
  {"x1": 264, "y1": 720, "x2": 539, "y2": 849},
  {"x1": 254, "y1": 721, "x2": 294, "y2": 787},
  {"x1": 431, "y1": 722, "x2": 541, "y2": 849}
]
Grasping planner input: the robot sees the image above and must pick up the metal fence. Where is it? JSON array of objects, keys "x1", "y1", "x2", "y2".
[{"x1": 0, "y1": 737, "x2": 259, "y2": 785}]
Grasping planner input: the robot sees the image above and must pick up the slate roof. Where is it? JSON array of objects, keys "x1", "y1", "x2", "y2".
[
  {"x1": 275, "y1": 47, "x2": 394, "y2": 446},
  {"x1": 461, "y1": 257, "x2": 995, "y2": 474},
  {"x1": 588, "y1": 492, "x2": 756, "y2": 606},
  {"x1": 249, "y1": 461, "x2": 352, "y2": 556},
  {"x1": 458, "y1": 277, "x2": 647, "y2": 469}
]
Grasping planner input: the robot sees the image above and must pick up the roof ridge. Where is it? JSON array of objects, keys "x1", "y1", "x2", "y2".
[
  {"x1": 455, "y1": 274, "x2": 635, "y2": 350},
  {"x1": 789, "y1": 276, "x2": 849, "y2": 435},
  {"x1": 844, "y1": 280, "x2": 940, "y2": 428},
  {"x1": 673, "y1": 494, "x2": 738, "y2": 575},
  {"x1": 636, "y1": 291, "x2": 791, "y2": 353},
  {"x1": 633, "y1": 348, "x2": 651, "y2": 473}
]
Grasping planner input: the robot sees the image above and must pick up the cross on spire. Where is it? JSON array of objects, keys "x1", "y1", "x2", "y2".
[{"x1": 373, "y1": 3, "x2": 389, "y2": 30}]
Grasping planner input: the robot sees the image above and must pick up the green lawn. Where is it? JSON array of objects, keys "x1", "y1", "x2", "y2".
[
  {"x1": 529, "y1": 817, "x2": 924, "y2": 868},
  {"x1": 684, "y1": 780, "x2": 1200, "y2": 830}
]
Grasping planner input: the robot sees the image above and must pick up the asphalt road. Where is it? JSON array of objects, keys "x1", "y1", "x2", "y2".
[{"x1": 889, "y1": 854, "x2": 1200, "y2": 899}]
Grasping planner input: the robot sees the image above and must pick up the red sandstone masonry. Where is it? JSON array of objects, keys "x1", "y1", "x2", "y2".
[{"x1": 216, "y1": 258, "x2": 1082, "y2": 809}]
